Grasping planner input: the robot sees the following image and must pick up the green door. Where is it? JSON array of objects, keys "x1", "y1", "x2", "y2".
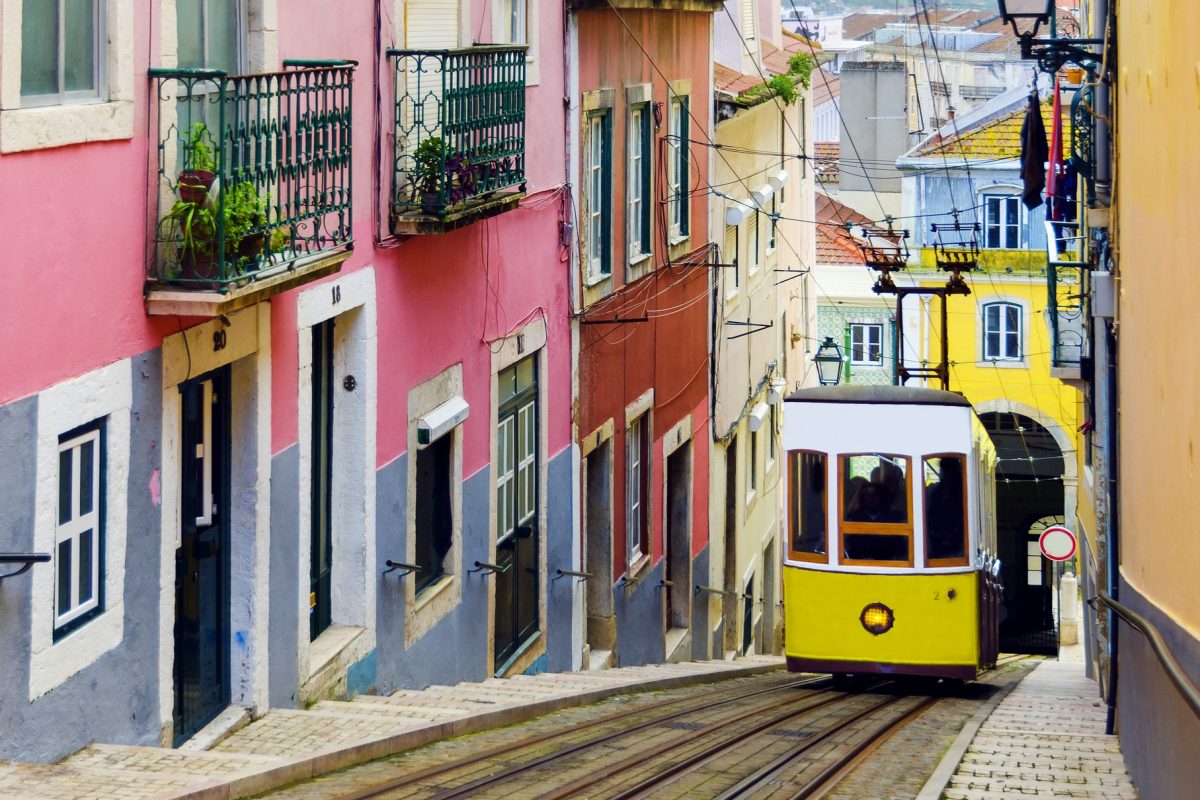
[{"x1": 494, "y1": 356, "x2": 540, "y2": 673}]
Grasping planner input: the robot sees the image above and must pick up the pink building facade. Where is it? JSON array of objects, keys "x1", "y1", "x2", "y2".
[{"x1": 0, "y1": 0, "x2": 575, "y2": 759}]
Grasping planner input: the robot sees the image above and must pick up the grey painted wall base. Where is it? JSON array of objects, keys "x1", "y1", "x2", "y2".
[
  {"x1": 268, "y1": 445, "x2": 300, "y2": 708},
  {"x1": 545, "y1": 449, "x2": 577, "y2": 673},
  {"x1": 0, "y1": 354, "x2": 164, "y2": 763},
  {"x1": 1116, "y1": 576, "x2": 1200, "y2": 800},
  {"x1": 690, "y1": 546, "x2": 710, "y2": 661},
  {"x1": 613, "y1": 560, "x2": 666, "y2": 667}
]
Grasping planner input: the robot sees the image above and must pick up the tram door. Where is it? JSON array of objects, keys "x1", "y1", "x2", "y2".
[
  {"x1": 494, "y1": 357, "x2": 540, "y2": 673},
  {"x1": 174, "y1": 368, "x2": 231, "y2": 745}
]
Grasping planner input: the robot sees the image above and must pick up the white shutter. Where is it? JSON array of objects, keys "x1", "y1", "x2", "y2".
[
  {"x1": 406, "y1": 0, "x2": 460, "y2": 49},
  {"x1": 742, "y1": 0, "x2": 757, "y2": 43}
]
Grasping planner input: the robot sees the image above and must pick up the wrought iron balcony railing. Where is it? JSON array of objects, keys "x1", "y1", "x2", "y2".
[
  {"x1": 389, "y1": 46, "x2": 526, "y2": 230},
  {"x1": 147, "y1": 62, "x2": 354, "y2": 293},
  {"x1": 960, "y1": 84, "x2": 1004, "y2": 100},
  {"x1": 1044, "y1": 219, "x2": 1088, "y2": 371}
]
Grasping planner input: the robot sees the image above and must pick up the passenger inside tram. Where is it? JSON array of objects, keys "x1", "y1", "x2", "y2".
[{"x1": 843, "y1": 455, "x2": 910, "y2": 562}]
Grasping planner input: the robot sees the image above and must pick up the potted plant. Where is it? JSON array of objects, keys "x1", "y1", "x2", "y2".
[
  {"x1": 222, "y1": 181, "x2": 269, "y2": 270},
  {"x1": 159, "y1": 199, "x2": 218, "y2": 281},
  {"x1": 179, "y1": 122, "x2": 217, "y2": 204},
  {"x1": 412, "y1": 136, "x2": 447, "y2": 214}
]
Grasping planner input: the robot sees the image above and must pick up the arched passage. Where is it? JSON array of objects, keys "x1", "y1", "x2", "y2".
[{"x1": 979, "y1": 410, "x2": 1068, "y2": 655}]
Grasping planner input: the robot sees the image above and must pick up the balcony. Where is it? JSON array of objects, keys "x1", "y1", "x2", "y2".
[
  {"x1": 1044, "y1": 220, "x2": 1088, "y2": 381},
  {"x1": 146, "y1": 62, "x2": 355, "y2": 317},
  {"x1": 389, "y1": 47, "x2": 527, "y2": 235},
  {"x1": 568, "y1": 0, "x2": 726, "y2": 9},
  {"x1": 960, "y1": 84, "x2": 1004, "y2": 100}
]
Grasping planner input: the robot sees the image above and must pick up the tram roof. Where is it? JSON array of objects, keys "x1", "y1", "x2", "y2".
[{"x1": 785, "y1": 384, "x2": 972, "y2": 408}]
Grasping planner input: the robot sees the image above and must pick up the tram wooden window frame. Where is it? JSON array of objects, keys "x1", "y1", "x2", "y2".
[
  {"x1": 922, "y1": 453, "x2": 971, "y2": 568},
  {"x1": 837, "y1": 453, "x2": 914, "y2": 568},
  {"x1": 787, "y1": 449, "x2": 828, "y2": 565}
]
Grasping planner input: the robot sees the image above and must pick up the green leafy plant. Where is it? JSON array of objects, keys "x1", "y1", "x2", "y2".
[
  {"x1": 184, "y1": 122, "x2": 216, "y2": 173},
  {"x1": 787, "y1": 53, "x2": 816, "y2": 91},
  {"x1": 222, "y1": 181, "x2": 269, "y2": 269},
  {"x1": 412, "y1": 136, "x2": 447, "y2": 197},
  {"x1": 160, "y1": 199, "x2": 217, "y2": 278}
]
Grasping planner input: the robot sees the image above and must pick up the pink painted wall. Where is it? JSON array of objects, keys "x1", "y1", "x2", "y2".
[{"x1": 0, "y1": 1, "x2": 571, "y2": 479}]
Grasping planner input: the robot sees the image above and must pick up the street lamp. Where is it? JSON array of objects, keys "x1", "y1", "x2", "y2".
[
  {"x1": 995, "y1": 0, "x2": 1104, "y2": 73},
  {"x1": 813, "y1": 337, "x2": 843, "y2": 386}
]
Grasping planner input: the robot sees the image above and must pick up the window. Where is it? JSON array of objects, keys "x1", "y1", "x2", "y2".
[
  {"x1": 748, "y1": 212, "x2": 761, "y2": 274},
  {"x1": 840, "y1": 454, "x2": 912, "y2": 565},
  {"x1": 20, "y1": 0, "x2": 105, "y2": 105},
  {"x1": 626, "y1": 413, "x2": 651, "y2": 565},
  {"x1": 924, "y1": 455, "x2": 968, "y2": 566},
  {"x1": 415, "y1": 434, "x2": 454, "y2": 593},
  {"x1": 850, "y1": 323, "x2": 883, "y2": 365},
  {"x1": 767, "y1": 197, "x2": 777, "y2": 253},
  {"x1": 748, "y1": 427, "x2": 758, "y2": 495},
  {"x1": 724, "y1": 223, "x2": 739, "y2": 290},
  {"x1": 767, "y1": 406, "x2": 777, "y2": 467},
  {"x1": 628, "y1": 102, "x2": 652, "y2": 263},
  {"x1": 55, "y1": 420, "x2": 105, "y2": 636},
  {"x1": 789, "y1": 451, "x2": 827, "y2": 563},
  {"x1": 668, "y1": 96, "x2": 690, "y2": 240},
  {"x1": 982, "y1": 193, "x2": 1021, "y2": 248},
  {"x1": 499, "y1": 0, "x2": 527, "y2": 44},
  {"x1": 741, "y1": 0, "x2": 758, "y2": 43},
  {"x1": 983, "y1": 302, "x2": 1022, "y2": 361},
  {"x1": 177, "y1": 0, "x2": 245, "y2": 72},
  {"x1": 586, "y1": 110, "x2": 612, "y2": 279}
]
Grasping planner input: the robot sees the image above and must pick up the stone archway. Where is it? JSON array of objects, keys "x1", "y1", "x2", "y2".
[{"x1": 978, "y1": 404, "x2": 1072, "y2": 655}]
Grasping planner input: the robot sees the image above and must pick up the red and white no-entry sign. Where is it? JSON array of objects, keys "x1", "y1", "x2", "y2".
[{"x1": 1039, "y1": 526, "x2": 1077, "y2": 561}]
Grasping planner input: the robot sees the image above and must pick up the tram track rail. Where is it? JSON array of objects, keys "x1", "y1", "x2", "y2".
[{"x1": 335, "y1": 673, "x2": 829, "y2": 800}]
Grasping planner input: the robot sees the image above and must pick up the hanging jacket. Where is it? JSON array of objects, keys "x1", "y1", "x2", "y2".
[{"x1": 1020, "y1": 93, "x2": 1048, "y2": 210}]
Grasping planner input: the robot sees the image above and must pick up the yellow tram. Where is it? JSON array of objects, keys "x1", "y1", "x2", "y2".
[{"x1": 783, "y1": 385, "x2": 1001, "y2": 680}]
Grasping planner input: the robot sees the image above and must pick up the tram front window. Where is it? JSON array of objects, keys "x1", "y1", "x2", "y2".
[
  {"x1": 840, "y1": 454, "x2": 911, "y2": 564},
  {"x1": 924, "y1": 455, "x2": 968, "y2": 565},
  {"x1": 789, "y1": 451, "x2": 827, "y2": 562}
]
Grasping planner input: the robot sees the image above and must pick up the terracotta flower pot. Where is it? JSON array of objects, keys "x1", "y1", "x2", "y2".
[{"x1": 179, "y1": 169, "x2": 216, "y2": 204}]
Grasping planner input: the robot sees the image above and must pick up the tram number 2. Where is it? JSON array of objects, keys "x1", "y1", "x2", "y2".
[{"x1": 213, "y1": 329, "x2": 228, "y2": 352}]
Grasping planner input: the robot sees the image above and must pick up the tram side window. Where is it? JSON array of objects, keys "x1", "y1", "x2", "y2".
[
  {"x1": 789, "y1": 451, "x2": 827, "y2": 562},
  {"x1": 840, "y1": 454, "x2": 911, "y2": 564},
  {"x1": 924, "y1": 455, "x2": 968, "y2": 565}
]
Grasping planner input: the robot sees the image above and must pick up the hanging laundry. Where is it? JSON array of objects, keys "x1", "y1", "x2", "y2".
[{"x1": 1020, "y1": 92, "x2": 1048, "y2": 210}]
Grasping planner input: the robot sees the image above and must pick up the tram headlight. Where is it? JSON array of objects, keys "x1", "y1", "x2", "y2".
[{"x1": 860, "y1": 602, "x2": 894, "y2": 635}]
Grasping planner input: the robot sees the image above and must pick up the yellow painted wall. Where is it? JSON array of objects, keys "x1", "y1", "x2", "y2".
[
  {"x1": 915, "y1": 267, "x2": 1081, "y2": 485},
  {"x1": 1113, "y1": 0, "x2": 1200, "y2": 636}
]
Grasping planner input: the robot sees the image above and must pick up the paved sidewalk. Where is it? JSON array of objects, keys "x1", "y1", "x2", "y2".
[
  {"x1": 939, "y1": 660, "x2": 1139, "y2": 799},
  {"x1": 0, "y1": 656, "x2": 781, "y2": 800}
]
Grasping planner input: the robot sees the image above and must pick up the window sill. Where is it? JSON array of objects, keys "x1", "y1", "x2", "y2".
[
  {"x1": 627, "y1": 252, "x2": 653, "y2": 283},
  {"x1": 412, "y1": 574, "x2": 455, "y2": 614},
  {"x1": 584, "y1": 271, "x2": 613, "y2": 289},
  {"x1": 0, "y1": 100, "x2": 135, "y2": 153},
  {"x1": 307, "y1": 624, "x2": 366, "y2": 681},
  {"x1": 976, "y1": 358, "x2": 1028, "y2": 369},
  {"x1": 623, "y1": 552, "x2": 652, "y2": 595}
]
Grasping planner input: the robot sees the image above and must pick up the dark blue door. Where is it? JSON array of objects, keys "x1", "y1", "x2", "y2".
[{"x1": 174, "y1": 367, "x2": 230, "y2": 745}]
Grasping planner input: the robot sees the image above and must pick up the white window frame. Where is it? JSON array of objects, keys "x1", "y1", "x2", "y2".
[
  {"x1": 725, "y1": 223, "x2": 740, "y2": 294},
  {"x1": 54, "y1": 423, "x2": 104, "y2": 633},
  {"x1": 30, "y1": 359, "x2": 130, "y2": 701},
  {"x1": 627, "y1": 414, "x2": 647, "y2": 565},
  {"x1": 766, "y1": 405, "x2": 777, "y2": 472},
  {"x1": 668, "y1": 94, "x2": 690, "y2": 242},
  {"x1": 982, "y1": 192, "x2": 1022, "y2": 249},
  {"x1": 849, "y1": 323, "x2": 884, "y2": 366},
  {"x1": 748, "y1": 426, "x2": 759, "y2": 498},
  {"x1": 492, "y1": 0, "x2": 539, "y2": 85},
  {"x1": 748, "y1": 211, "x2": 761, "y2": 274},
  {"x1": 17, "y1": 0, "x2": 106, "y2": 107},
  {"x1": 586, "y1": 110, "x2": 611, "y2": 281},
  {"x1": 766, "y1": 197, "x2": 777, "y2": 254},
  {"x1": 627, "y1": 101, "x2": 652, "y2": 266},
  {"x1": 982, "y1": 301, "x2": 1023, "y2": 361},
  {"x1": 0, "y1": 0, "x2": 134, "y2": 153}
]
